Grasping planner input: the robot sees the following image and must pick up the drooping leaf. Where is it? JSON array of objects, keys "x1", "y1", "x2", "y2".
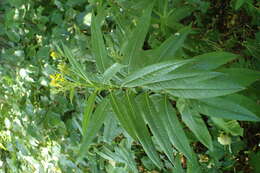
[
  {"x1": 138, "y1": 93, "x2": 175, "y2": 165},
  {"x1": 155, "y1": 95, "x2": 197, "y2": 163},
  {"x1": 122, "y1": 1, "x2": 154, "y2": 72},
  {"x1": 82, "y1": 91, "x2": 97, "y2": 135},
  {"x1": 109, "y1": 92, "x2": 138, "y2": 140},
  {"x1": 97, "y1": 143, "x2": 138, "y2": 173},
  {"x1": 110, "y1": 92, "x2": 163, "y2": 168},
  {"x1": 177, "y1": 99, "x2": 213, "y2": 150},
  {"x1": 190, "y1": 96, "x2": 260, "y2": 121},
  {"x1": 79, "y1": 99, "x2": 110, "y2": 158},
  {"x1": 124, "y1": 91, "x2": 163, "y2": 169},
  {"x1": 103, "y1": 115, "x2": 122, "y2": 144}
]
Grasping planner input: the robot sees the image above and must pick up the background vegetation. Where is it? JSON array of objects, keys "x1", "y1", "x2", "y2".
[{"x1": 0, "y1": 0, "x2": 259, "y2": 172}]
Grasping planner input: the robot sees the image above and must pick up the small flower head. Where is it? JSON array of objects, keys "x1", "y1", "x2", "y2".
[
  {"x1": 50, "y1": 73, "x2": 65, "y2": 87},
  {"x1": 50, "y1": 51, "x2": 59, "y2": 59}
]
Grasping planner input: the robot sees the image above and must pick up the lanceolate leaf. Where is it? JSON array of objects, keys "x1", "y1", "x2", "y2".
[
  {"x1": 147, "y1": 75, "x2": 244, "y2": 99},
  {"x1": 177, "y1": 99, "x2": 213, "y2": 150},
  {"x1": 126, "y1": 71, "x2": 221, "y2": 88},
  {"x1": 124, "y1": 91, "x2": 163, "y2": 168},
  {"x1": 122, "y1": 1, "x2": 154, "y2": 72},
  {"x1": 139, "y1": 93, "x2": 175, "y2": 165},
  {"x1": 190, "y1": 96, "x2": 260, "y2": 121},
  {"x1": 59, "y1": 44, "x2": 92, "y2": 84},
  {"x1": 175, "y1": 51, "x2": 239, "y2": 72},
  {"x1": 218, "y1": 68, "x2": 260, "y2": 86},
  {"x1": 121, "y1": 59, "x2": 192, "y2": 87},
  {"x1": 156, "y1": 96, "x2": 197, "y2": 163},
  {"x1": 91, "y1": 10, "x2": 111, "y2": 73},
  {"x1": 103, "y1": 63, "x2": 126, "y2": 83},
  {"x1": 82, "y1": 91, "x2": 97, "y2": 136},
  {"x1": 109, "y1": 92, "x2": 138, "y2": 140},
  {"x1": 79, "y1": 99, "x2": 110, "y2": 158},
  {"x1": 110, "y1": 92, "x2": 163, "y2": 169},
  {"x1": 152, "y1": 27, "x2": 192, "y2": 63}
]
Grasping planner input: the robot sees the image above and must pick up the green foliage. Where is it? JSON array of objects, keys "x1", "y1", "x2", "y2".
[{"x1": 1, "y1": 0, "x2": 260, "y2": 172}]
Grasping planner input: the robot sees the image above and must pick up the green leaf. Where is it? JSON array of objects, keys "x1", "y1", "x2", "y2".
[
  {"x1": 82, "y1": 91, "x2": 97, "y2": 135},
  {"x1": 138, "y1": 93, "x2": 175, "y2": 165},
  {"x1": 223, "y1": 94, "x2": 260, "y2": 117},
  {"x1": 218, "y1": 68, "x2": 260, "y2": 86},
  {"x1": 91, "y1": 10, "x2": 111, "y2": 73},
  {"x1": 57, "y1": 44, "x2": 92, "y2": 84},
  {"x1": 122, "y1": 1, "x2": 154, "y2": 72},
  {"x1": 175, "y1": 52, "x2": 239, "y2": 72},
  {"x1": 148, "y1": 75, "x2": 244, "y2": 98},
  {"x1": 211, "y1": 118, "x2": 244, "y2": 136},
  {"x1": 156, "y1": 96, "x2": 196, "y2": 163},
  {"x1": 121, "y1": 59, "x2": 192, "y2": 87},
  {"x1": 79, "y1": 99, "x2": 110, "y2": 158},
  {"x1": 109, "y1": 92, "x2": 138, "y2": 140},
  {"x1": 152, "y1": 27, "x2": 192, "y2": 63},
  {"x1": 191, "y1": 96, "x2": 260, "y2": 121},
  {"x1": 103, "y1": 63, "x2": 126, "y2": 83},
  {"x1": 177, "y1": 99, "x2": 213, "y2": 150},
  {"x1": 110, "y1": 92, "x2": 163, "y2": 169},
  {"x1": 235, "y1": 0, "x2": 246, "y2": 10},
  {"x1": 124, "y1": 91, "x2": 163, "y2": 169}
]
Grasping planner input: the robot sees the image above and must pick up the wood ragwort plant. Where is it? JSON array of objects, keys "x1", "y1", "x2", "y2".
[{"x1": 53, "y1": 1, "x2": 260, "y2": 172}]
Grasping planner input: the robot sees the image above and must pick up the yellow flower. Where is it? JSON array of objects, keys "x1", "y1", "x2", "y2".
[
  {"x1": 50, "y1": 51, "x2": 59, "y2": 59},
  {"x1": 50, "y1": 73, "x2": 65, "y2": 87},
  {"x1": 218, "y1": 134, "x2": 231, "y2": 145}
]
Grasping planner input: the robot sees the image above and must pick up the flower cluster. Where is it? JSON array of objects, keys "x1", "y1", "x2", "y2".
[{"x1": 50, "y1": 73, "x2": 66, "y2": 88}]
